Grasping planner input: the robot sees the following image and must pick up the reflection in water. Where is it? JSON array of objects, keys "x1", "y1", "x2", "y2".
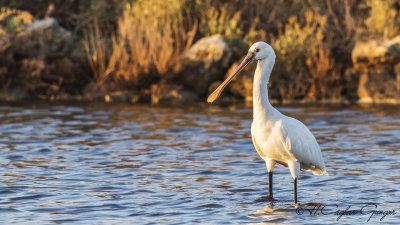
[
  {"x1": 0, "y1": 103, "x2": 399, "y2": 224},
  {"x1": 248, "y1": 204, "x2": 294, "y2": 223}
]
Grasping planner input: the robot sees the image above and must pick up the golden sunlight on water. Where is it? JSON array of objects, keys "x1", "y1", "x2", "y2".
[{"x1": 0, "y1": 102, "x2": 399, "y2": 224}]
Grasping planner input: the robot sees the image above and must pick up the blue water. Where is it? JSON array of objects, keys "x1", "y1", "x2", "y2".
[{"x1": 0, "y1": 102, "x2": 399, "y2": 224}]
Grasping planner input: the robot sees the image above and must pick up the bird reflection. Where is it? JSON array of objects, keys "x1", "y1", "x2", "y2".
[{"x1": 247, "y1": 204, "x2": 295, "y2": 224}]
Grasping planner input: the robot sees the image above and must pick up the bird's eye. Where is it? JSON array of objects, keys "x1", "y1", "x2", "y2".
[{"x1": 255, "y1": 48, "x2": 260, "y2": 53}]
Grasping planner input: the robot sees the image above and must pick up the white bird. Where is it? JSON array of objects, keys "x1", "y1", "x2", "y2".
[{"x1": 207, "y1": 42, "x2": 327, "y2": 203}]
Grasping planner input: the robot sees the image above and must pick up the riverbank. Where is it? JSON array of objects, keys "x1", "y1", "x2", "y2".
[{"x1": 1, "y1": 1, "x2": 400, "y2": 104}]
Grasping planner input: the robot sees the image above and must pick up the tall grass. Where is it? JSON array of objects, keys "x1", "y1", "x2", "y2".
[
  {"x1": 306, "y1": 39, "x2": 341, "y2": 100},
  {"x1": 84, "y1": 0, "x2": 197, "y2": 90},
  {"x1": 83, "y1": 20, "x2": 111, "y2": 87}
]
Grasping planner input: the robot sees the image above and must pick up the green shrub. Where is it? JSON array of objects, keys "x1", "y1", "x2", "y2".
[
  {"x1": 270, "y1": 12, "x2": 326, "y2": 100},
  {"x1": 363, "y1": 0, "x2": 400, "y2": 39},
  {"x1": 0, "y1": 8, "x2": 33, "y2": 33}
]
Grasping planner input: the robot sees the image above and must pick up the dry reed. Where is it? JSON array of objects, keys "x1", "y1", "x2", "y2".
[{"x1": 83, "y1": 1, "x2": 197, "y2": 90}]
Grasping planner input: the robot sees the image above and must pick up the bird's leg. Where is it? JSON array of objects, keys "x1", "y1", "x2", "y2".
[
  {"x1": 264, "y1": 158, "x2": 275, "y2": 201},
  {"x1": 267, "y1": 171, "x2": 273, "y2": 199},
  {"x1": 288, "y1": 161, "x2": 299, "y2": 204},
  {"x1": 294, "y1": 178, "x2": 297, "y2": 204}
]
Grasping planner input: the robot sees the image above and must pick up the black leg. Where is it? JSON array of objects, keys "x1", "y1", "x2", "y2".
[
  {"x1": 267, "y1": 171, "x2": 273, "y2": 199},
  {"x1": 294, "y1": 178, "x2": 297, "y2": 203}
]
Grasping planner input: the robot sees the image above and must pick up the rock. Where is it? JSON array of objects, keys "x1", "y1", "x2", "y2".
[
  {"x1": 25, "y1": 17, "x2": 70, "y2": 37},
  {"x1": 352, "y1": 36, "x2": 400, "y2": 65},
  {"x1": 179, "y1": 35, "x2": 232, "y2": 96},
  {"x1": 0, "y1": 87, "x2": 27, "y2": 101},
  {"x1": 107, "y1": 91, "x2": 140, "y2": 103},
  {"x1": 151, "y1": 82, "x2": 199, "y2": 103},
  {"x1": 343, "y1": 68, "x2": 360, "y2": 101},
  {"x1": 164, "y1": 87, "x2": 199, "y2": 102},
  {"x1": 357, "y1": 67, "x2": 400, "y2": 103},
  {"x1": 0, "y1": 16, "x2": 81, "y2": 100},
  {"x1": 352, "y1": 36, "x2": 400, "y2": 103}
]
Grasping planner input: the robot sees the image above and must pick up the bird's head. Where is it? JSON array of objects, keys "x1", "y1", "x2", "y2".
[
  {"x1": 249, "y1": 42, "x2": 276, "y2": 61},
  {"x1": 207, "y1": 41, "x2": 275, "y2": 103}
]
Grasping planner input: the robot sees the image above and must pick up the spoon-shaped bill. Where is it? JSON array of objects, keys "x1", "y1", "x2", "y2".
[{"x1": 207, "y1": 52, "x2": 255, "y2": 103}]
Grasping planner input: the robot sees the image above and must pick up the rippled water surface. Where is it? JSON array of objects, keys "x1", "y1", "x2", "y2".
[{"x1": 1, "y1": 102, "x2": 399, "y2": 224}]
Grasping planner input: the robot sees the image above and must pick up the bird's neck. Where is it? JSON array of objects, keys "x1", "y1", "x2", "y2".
[{"x1": 253, "y1": 58, "x2": 276, "y2": 119}]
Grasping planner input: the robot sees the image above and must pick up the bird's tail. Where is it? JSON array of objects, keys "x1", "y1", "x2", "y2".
[
  {"x1": 302, "y1": 163, "x2": 328, "y2": 175},
  {"x1": 311, "y1": 169, "x2": 328, "y2": 175}
]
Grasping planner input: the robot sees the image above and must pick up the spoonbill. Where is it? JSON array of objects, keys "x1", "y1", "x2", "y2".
[{"x1": 207, "y1": 42, "x2": 327, "y2": 203}]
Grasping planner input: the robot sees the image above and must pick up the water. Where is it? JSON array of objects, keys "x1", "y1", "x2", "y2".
[{"x1": 0, "y1": 102, "x2": 399, "y2": 224}]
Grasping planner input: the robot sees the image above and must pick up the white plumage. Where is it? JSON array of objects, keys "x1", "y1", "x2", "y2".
[{"x1": 208, "y1": 41, "x2": 328, "y2": 203}]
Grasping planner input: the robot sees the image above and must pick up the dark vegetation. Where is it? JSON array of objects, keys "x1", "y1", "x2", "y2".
[{"x1": 0, "y1": 0, "x2": 399, "y2": 103}]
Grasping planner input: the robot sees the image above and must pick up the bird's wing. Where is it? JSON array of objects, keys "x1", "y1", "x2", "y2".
[
  {"x1": 252, "y1": 134, "x2": 266, "y2": 160},
  {"x1": 280, "y1": 117, "x2": 327, "y2": 174}
]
